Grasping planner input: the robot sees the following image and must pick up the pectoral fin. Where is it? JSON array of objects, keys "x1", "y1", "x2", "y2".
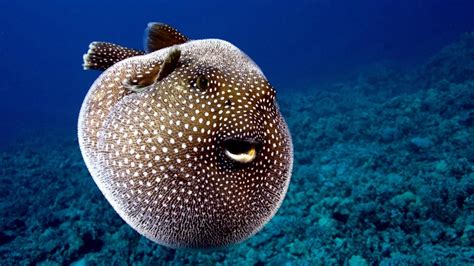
[
  {"x1": 157, "y1": 49, "x2": 181, "y2": 81},
  {"x1": 122, "y1": 48, "x2": 182, "y2": 92}
]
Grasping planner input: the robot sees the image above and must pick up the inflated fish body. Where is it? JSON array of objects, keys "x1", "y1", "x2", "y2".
[{"x1": 78, "y1": 23, "x2": 293, "y2": 248}]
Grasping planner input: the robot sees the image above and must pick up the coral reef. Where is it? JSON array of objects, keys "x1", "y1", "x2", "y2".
[{"x1": 1, "y1": 33, "x2": 474, "y2": 265}]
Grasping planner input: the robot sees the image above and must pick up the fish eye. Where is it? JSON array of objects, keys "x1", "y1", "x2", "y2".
[
  {"x1": 223, "y1": 139, "x2": 257, "y2": 164},
  {"x1": 196, "y1": 75, "x2": 209, "y2": 90}
]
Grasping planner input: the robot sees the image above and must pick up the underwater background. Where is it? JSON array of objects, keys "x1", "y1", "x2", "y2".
[{"x1": 1, "y1": 0, "x2": 474, "y2": 265}]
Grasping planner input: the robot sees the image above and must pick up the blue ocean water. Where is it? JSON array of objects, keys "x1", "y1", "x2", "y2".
[{"x1": 1, "y1": 0, "x2": 474, "y2": 264}]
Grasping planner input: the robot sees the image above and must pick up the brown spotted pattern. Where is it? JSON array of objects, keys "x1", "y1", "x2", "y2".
[{"x1": 78, "y1": 39, "x2": 293, "y2": 248}]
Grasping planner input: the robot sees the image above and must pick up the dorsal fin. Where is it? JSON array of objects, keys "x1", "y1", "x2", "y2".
[
  {"x1": 144, "y1": 23, "x2": 189, "y2": 53},
  {"x1": 83, "y1": 42, "x2": 145, "y2": 71}
]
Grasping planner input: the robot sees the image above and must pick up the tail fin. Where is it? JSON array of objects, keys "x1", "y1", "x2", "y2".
[{"x1": 82, "y1": 42, "x2": 145, "y2": 71}]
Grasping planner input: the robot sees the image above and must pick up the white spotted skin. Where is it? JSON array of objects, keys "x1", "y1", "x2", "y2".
[{"x1": 78, "y1": 39, "x2": 293, "y2": 248}]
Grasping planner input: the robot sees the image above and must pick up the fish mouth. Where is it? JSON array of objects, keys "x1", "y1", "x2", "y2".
[{"x1": 222, "y1": 137, "x2": 262, "y2": 164}]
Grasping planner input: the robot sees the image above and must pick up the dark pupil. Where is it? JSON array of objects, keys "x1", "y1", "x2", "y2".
[
  {"x1": 224, "y1": 139, "x2": 253, "y2": 155},
  {"x1": 197, "y1": 75, "x2": 208, "y2": 90}
]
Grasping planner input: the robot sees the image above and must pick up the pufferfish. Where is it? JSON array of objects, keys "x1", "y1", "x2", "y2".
[{"x1": 78, "y1": 22, "x2": 293, "y2": 249}]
